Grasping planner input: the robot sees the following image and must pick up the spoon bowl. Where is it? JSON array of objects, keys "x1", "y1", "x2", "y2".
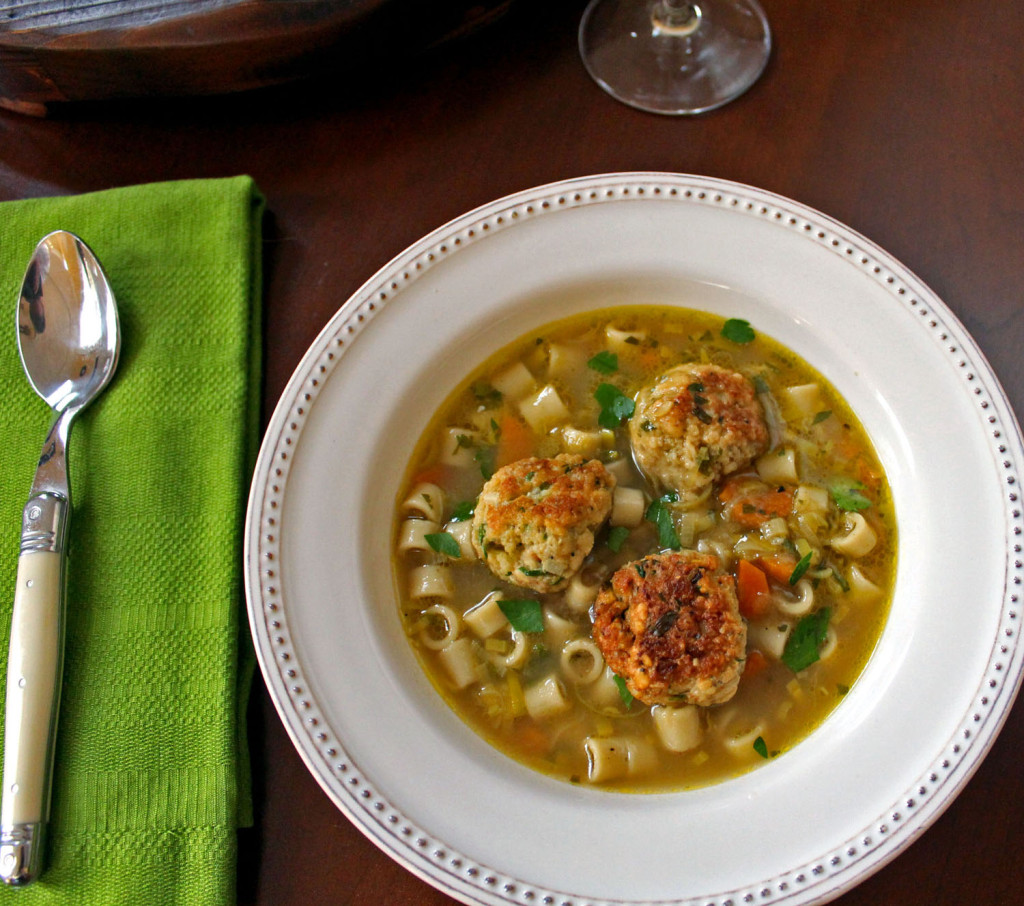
[{"x1": 1, "y1": 231, "x2": 120, "y2": 886}]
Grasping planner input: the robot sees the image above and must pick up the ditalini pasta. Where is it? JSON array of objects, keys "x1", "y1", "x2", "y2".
[{"x1": 393, "y1": 306, "x2": 896, "y2": 792}]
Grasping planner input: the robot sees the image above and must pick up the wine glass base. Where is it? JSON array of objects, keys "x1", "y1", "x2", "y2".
[{"x1": 579, "y1": 0, "x2": 772, "y2": 115}]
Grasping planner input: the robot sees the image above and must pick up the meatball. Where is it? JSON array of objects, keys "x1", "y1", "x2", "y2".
[
  {"x1": 629, "y1": 363, "x2": 769, "y2": 504},
  {"x1": 472, "y1": 454, "x2": 615, "y2": 593},
  {"x1": 592, "y1": 550, "x2": 746, "y2": 707}
]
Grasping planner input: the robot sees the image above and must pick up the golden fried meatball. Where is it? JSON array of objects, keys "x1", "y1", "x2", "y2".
[
  {"x1": 629, "y1": 363, "x2": 769, "y2": 504},
  {"x1": 472, "y1": 454, "x2": 615, "y2": 593},
  {"x1": 592, "y1": 550, "x2": 746, "y2": 707}
]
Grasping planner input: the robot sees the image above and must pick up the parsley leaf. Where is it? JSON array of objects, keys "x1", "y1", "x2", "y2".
[
  {"x1": 645, "y1": 494, "x2": 681, "y2": 550},
  {"x1": 594, "y1": 383, "x2": 636, "y2": 428},
  {"x1": 753, "y1": 735, "x2": 769, "y2": 759},
  {"x1": 606, "y1": 525, "x2": 630, "y2": 553},
  {"x1": 812, "y1": 409, "x2": 833, "y2": 424},
  {"x1": 587, "y1": 350, "x2": 619, "y2": 374},
  {"x1": 830, "y1": 480, "x2": 871, "y2": 512},
  {"x1": 425, "y1": 532, "x2": 461, "y2": 559},
  {"x1": 612, "y1": 674, "x2": 634, "y2": 707},
  {"x1": 788, "y1": 550, "x2": 813, "y2": 585},
  {"x1": 475, "y1": 446, "x2": 496, "y2": 479},
  {"x1": 449, "y1": 500, "x2": 476, "y2": 522},
  {"x1": 721, "y1": 318, "x2": 756, "y2": 344},
  {"x1": 497, "y1": 598, "x2": 545, "y2": 633},
  {"x1": 781, "y1": 607, "x2": 832, "y2": 672}
]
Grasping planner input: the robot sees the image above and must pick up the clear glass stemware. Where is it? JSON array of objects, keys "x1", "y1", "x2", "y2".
[{"x1": 579, "y1": 0, "x2": 771, "y2": 115}]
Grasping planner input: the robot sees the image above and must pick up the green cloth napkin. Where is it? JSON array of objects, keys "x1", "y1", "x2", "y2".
[{"x1": 0, "y1": 176, "x2": 263, "y2": 905}]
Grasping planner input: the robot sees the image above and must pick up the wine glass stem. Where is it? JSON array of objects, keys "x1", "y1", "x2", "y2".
[{"x1": 653, "y1": 1, "x2": 701, "y2": 35}]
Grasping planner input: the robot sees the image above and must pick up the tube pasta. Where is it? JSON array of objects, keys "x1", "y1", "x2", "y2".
[
  {"x1": 605, "y1": 326, "x2": 646, "y2": 351},
  {"x1": 584, "y1": 736, "x2": 656, "y2": 783},
  {"x1": 464, "y1": 592, "x2": 508, "y2": 638},
  {"x1": 547, "y1": 343, "x2": 587, "y2": 378},
  {"x1": 486, "y1": 630, "x2": 530, "y2": 670},
  {"x1": 585, "y1": 666, "x2": 628, "y2": 711},
  {"x1": 491, "y1": 361, "x2": 535, "y2": 399},
  {"x1": 722, "y1": 722, "x2": 766, "y2": 756},
  {"x1": 794, "y1": 484, "x2": 829, "y2": 514},
  {"x1": 652, "y1": 704, "x2": 703, "y2": 753},
  {"x1": 819, "y1": 625, "x2": 838, "y2": 661},
  {"x1": 830, "y1": 512, "x2": 877, "y2": 558},
  {"x1": 561, "y1": 638, "x2": 605, "y2": 685},
  {"x1": 776, "y1": 579, "x2": 814, "y2": 617},
  {"x1": 564, "y1": 572, "x2": 601, "y2": 614},
  {"x1": 418, "y1": 603, "x2": 462, "y2": 650},
  {"x1": 437, "y1": 637, "x2": 479, "y2": 690},
  {"x1": 746, "y1": 620, "x2": 791, "y2": 659},
  {"x1": 524, "y1": 675, "x2": 571, "y2": 720},
  {"x1": 610, "y1": 486, "x2": 645, "y2": 527},
  {"x1": 403, "y1": 483, "x2": 445, "y2": 522},
  {"x1": 438, "y1": 427, "x2": 481, "y2": 468},
  {"x1": 444, "y1": 520, "x2": 477, "y2": 560},
  {"x1": 543, "y1": 610, "x2": 578, "y2": 648},
  {"x1": 519, "y1": 384, "x2": 570, "y2": 433},
  {"x1": 398, "y1": 518, "x2": 440, "y2": 553},
  {"x1": 756, "y1": 447, "x2": 799, "y2": 484},
  {"x1": 561, "y1": 426, "x2": 609, "y2": 457},
  {"x1": 846, "y1": 564, "x2": 883, "y2": 604},
  {"x1": 408, "y1": 564, "x2": 453, "y2": 600},
  {"x1": 781, "y1": 382, "x2": 822, "y2": 417}
]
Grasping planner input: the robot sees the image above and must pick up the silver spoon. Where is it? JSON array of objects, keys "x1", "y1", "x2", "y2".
[{"x1": 0, "y1": 231, "x2": 120, "y2": 886}]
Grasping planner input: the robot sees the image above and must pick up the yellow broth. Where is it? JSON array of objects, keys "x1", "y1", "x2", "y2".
[{"x1": 392, "y1": 306, "x2": 896, "y2": 792}]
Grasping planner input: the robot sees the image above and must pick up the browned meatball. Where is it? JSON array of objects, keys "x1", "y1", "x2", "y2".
[
  {"x1": 472, "y1": 454, "x2": 615, "y2": 593},
  {"x1": 592, "y1": 550, "x2": 746, "y2": 707},
  {"x1": 629, "y1": 363, "x2": 769, "y2": 504}
]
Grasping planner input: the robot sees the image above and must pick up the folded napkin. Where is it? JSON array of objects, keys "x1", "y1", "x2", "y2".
[{"x1": 0, "y1": 176, "x2": 263, "y2": 905}]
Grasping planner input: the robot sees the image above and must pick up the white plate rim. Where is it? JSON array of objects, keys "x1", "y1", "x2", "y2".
[{"x1": 244, "y1": 173, "x2": 1024, "y2": 906}]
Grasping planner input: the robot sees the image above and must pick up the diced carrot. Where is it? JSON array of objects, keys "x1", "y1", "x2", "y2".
[
  {"x1": 410, "y1": 462, "x2": 457, "y2": 488},
  {"x1": 743, "y1": 649, "x2": 769, "y2": 679},
  {"x1": 754, "y1": 553, "x2": 799, "y2": 585},
  {"x1": 515, "y1": 721, "x2": 551, "y2": 758},
  {"x1": 495, "y1": 413, "x2": 535, "y2": 468},
  {"x1": 736, "y1": 559, "x2": 772, "y2": 619},
  {"x1": 719, "y1": 476, "x2": 794, "y2": 528}
]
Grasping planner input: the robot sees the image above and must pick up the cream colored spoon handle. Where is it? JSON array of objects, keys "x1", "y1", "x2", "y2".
[{"x1": 0, "y1": 492, "x2": 68, "y2": 886}]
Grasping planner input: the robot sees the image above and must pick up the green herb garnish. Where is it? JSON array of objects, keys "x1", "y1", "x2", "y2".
[
  {"x1": 475, "y1": 446, "x2": 496, "y2": 479},
  {"x1": 606, "y1": 525, "x2": 630, "y2": 553},
  {"x1": 425, "y1": 532, "x2": 461, "y2": 559},
  {"x1": 587, "y1": 350, "x2": 619, "y2": 374},
  {"x1": 450, "y1": 500, "x2": 476, "y2": 522},
  {"x1": 812, "y1": 409, "x2": 833, "y2": 424},
  {"x1": 471, "y1": 381, "x2": 502, "y2": 407},
  {"x1": 753, "y1": 736, "x2": 769, "y2": 759},
  {"x1": 788, "y1": 550, "x2": 813, "y2": 585},
  {"x1": 830, "y1": 480, "x2": 871, "y2": 512},
  {"x1": 612, "y1": 674, "x2": 634, "y2": 707},
  {"x1": 781, "y1": 607, "x2": 832, "y2": 672},
  {"x1": 594, "y1": 383, "x2": 636, "y2": 428},
  {"x1": 721, "y1": 318, "x2": 756, "y2": 344},
  {"x1": 645, "y1": 493, "x2": 681, "y2": 550},
  {"x1": 497, "y1": 598, "x2": 545, "y2": 633}
]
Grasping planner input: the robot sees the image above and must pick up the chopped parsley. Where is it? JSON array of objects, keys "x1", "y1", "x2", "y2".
[
  {"x1": 830, "y1": 480, "x2": 871, "y2": 512},
  {"x1": 721, "y1": 318, "x2": 756, "y2": 344},
  {"x1": 788, "y1": 550, "x2": 813, "y2": 585},
  {"x1": 645, "y1": 493, "x2": 681, "y2": 550},
  {"x1": 606, "y1": 525, "x2": 630, "y2": 552},
  {"x1": 587, "y1": 350, "x2": 619, "y2": 374},
  {"x1": 425, "y1": 532, "x2": 461, "y2": 559},
  {"x1": 594, "y1": 382, "x2": 636, "y2": 428},
  {"x1": 471, "y1": 381, "x2": 502, "y2": 408},
  {"x1": 449, "y1": 500, "x2": 476, "y2": 522},
  {"x1": 474, "y1": 446, "x2": 496, "y2": 479},
  {"x1": 753, "y1": 735, "x2": 769, "y2": 759},
  {"x1": 497, "y1": 598, "x2": 545, "y2": 633},
  {"x1": 612, "y1": 674, "x2": 634, "y2": 707},
  {"x1": 812, "y1": 409, "x2": 833, "y2": 424},
  {"x1": 781, "y1": 607, "x2": 832, "y2": 672}
]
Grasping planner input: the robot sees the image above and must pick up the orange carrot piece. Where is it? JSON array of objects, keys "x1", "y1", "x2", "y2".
[
  {"x1": 495, "y1": 413, "x2": 535, "y2": 468},
  {"x1": 736, "y1": 559, "x2": 772, "y2": 619},
  {"x1": 410, "y1": 462, "x2": 457, "y2": 488},
  {"x1": 719, "y1": 477, "x2": 794, "y2": 528},
  {"x1": 743, "y1": 649, "x2": 769, "y2": 679},
  {"x1": 754, "y1": 553, "x2": 799, "y2": 585}
]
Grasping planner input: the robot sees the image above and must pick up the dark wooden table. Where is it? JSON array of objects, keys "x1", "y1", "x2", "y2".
[{"x1": 1, "y1": 1, "x2": 1021, "y2": 902}]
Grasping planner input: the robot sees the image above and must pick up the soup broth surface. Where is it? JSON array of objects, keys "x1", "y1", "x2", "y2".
[{"x1": 393, "y1": 306, "x2": 895, "y2": 791}]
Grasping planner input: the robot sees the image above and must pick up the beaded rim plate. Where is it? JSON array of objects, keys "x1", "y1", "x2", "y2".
[{"x1": 244, "y1": 173, "x2": 1024, "y2": 906}]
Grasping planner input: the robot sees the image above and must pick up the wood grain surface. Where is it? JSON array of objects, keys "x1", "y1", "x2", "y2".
[{"x1": 1, "y1": 1, "x2": 1022, "y2": 903}]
